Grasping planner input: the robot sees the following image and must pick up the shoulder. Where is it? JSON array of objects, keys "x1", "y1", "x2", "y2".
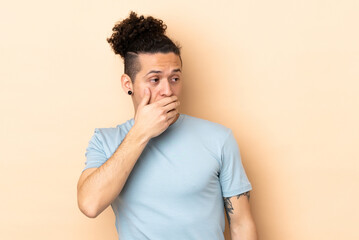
[
  {"x1": 182, "y1": 114, "x2": 232, "y2": 142},
  {"x1": 91, "y1": 118, "x2": 134, "y2": 144}
]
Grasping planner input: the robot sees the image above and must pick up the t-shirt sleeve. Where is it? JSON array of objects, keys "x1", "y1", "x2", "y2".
[
  {"x1": 220, "y1": 130, "x2": 252, "y2": 197},
  {"x1": 83, "y1": 128, "x2": 108, "y2": 172}
]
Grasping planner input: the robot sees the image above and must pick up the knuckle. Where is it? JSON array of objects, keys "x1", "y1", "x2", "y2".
[{"x1": 160, "y1": 115, "x2": 167, "y2": 122}]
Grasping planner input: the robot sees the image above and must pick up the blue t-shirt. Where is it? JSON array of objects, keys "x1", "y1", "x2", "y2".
[{"x1": 84, "y1": 114, "x2": 252, "y2": 240}]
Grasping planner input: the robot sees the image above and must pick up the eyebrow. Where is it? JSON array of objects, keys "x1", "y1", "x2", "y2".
[{"x1": 145, "y1": 68, "x2": 181, "y2": 76}]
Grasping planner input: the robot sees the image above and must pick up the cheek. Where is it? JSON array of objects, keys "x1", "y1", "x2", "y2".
[
  {"x1": 149, "y1": 90, "x2": 160, "y2": 103},
  {"x1": 173, "y1": 84, "x2": 182, "y2": 95}
]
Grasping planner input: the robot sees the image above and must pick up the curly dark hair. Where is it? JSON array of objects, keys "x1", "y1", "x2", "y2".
[{"x1": 107, "y1": 11, "x2": 181, "y2": 82}]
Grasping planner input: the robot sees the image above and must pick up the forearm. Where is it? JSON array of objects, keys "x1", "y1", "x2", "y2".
[{"x1": 77, "y1": 126, "x2": 149, "y2": 217}]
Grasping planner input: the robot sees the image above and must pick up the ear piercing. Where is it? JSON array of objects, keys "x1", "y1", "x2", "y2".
[{"x1": 128, "y1": 90, "x2": 133, "y2": 95}]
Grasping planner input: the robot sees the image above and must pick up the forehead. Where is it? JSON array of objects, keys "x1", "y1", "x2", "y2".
[{"x1": 138, "y1": 52, "x2": 182, "y2": 72}]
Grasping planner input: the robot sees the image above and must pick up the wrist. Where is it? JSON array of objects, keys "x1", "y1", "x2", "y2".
[{"x1": 128, "y1": 125, "x2": 150, "y2": 146}]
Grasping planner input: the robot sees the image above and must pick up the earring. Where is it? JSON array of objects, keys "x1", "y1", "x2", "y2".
[{"x1": 128, "y1": 90, "x2": 132, "y2": 95}]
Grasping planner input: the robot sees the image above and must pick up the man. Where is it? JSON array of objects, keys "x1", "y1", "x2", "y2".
[{"x1": 77, "y1": 11, "x2": 257, "y2": 240}]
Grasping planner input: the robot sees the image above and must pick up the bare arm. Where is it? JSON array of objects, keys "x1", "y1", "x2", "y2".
[
  {"x1": 224, "y1": 191, "x2": 258, "y2": 240},
  {"x1": 77, "y1": 127, "x2": 149, "y2": 218},
  {"x1": 77, "y1": 88, "x2": 179, "y2": 218}
]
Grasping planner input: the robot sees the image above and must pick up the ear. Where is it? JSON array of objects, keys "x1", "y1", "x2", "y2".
[{"x1": 121, "y1": 74, "x2": 133, "y2": 95}]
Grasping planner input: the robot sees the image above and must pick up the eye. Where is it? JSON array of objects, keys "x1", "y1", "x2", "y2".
[
  {"x1": 172, "y1": 77, "x2": 180, "y2": 82},
  {"x1": 150, "y1": 78, "x2": 159, "y2": 83}
]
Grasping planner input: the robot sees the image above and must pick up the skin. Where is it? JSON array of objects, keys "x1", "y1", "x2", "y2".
[
  {"x1": 121, "y1": 52, "x2": 183, "y2": 131},
  {"x1": 224, "y1": 192, "x2": 258, "y2": 239},
  {"x1": 122, "y1": 52, "x2": 182, "y2": 111}
]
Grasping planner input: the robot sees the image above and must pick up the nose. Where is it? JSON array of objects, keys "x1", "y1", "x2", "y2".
[{"x1": 159, "y1": 80, "x2": 173, "y2": 97}]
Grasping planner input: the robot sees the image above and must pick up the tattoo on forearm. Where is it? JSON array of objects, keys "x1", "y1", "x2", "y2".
[{"x1": 223, "y1": 191, "x2": 250, "y2": 225}]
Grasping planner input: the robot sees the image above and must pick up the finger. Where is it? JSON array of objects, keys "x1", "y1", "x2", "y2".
[
  {"x1": 138, "y1": 88, "x2": 151, "y2": 108},
  {"x1": 155, "y1": 95, "x2": 178, "y2": 107},
  {"x1": 166, "y1": 110, "x2": 179, "y2": 121},
  {"x1": 163, "y1": 101, "x2": 180, "y2": 113}
]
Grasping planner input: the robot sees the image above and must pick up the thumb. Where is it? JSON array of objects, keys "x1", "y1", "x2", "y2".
[{"x1": 138, "y1": 88, "x2": 151, "y2": 108}]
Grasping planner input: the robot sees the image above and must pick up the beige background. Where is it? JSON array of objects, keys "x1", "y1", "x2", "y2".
[{"x1": 1, "y1": 0, "x2": 358, "y2": 239}]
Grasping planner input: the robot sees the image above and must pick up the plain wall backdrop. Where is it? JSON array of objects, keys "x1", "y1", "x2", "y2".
[{"x1": 1, "y1": 0, "x2": 358, "y2": 239}]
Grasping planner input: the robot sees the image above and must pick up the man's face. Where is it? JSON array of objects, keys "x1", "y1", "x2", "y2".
[{"x1": 131, "y1": 52, "x2": 182, "y2": 111}]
